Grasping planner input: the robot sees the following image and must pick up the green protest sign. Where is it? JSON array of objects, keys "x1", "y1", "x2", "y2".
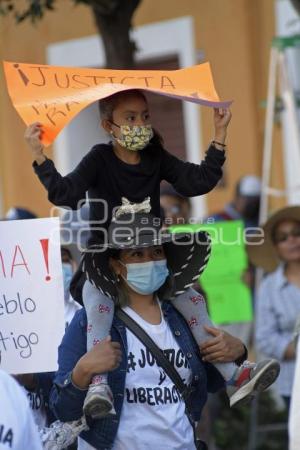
[{"x1": 170, "y1": 221, "x2": 253, "y2": 324}]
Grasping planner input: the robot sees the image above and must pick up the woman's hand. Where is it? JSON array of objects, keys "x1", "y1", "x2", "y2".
[
  {"x1": 199, "y1": 326, "x2": 245, "y2": 363},
  {"x1": 72, "y1": 336, "x2": 122, "y2": 389},
  {"x1": 24, "y1": 122, "x2": 46, "y2": 165},
  {"x1": 213, "y1": 108, "x2": 232, "y2": 147}
]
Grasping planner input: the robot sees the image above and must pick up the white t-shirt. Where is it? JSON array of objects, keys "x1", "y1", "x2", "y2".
[
  {"x1": 0, "y1": 369, "x2": 43, "y2": 450},
  {"x1": 79, "y1": 302, "x2": 195, "y2": 450}
]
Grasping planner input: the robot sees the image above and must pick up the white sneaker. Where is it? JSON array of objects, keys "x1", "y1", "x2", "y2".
[
  {"x1": 83, "y1": 383, "x2": 116, "y2": 419},
  {"x1": 226, "y1": 359, "x2": 280, "y2": 407}
]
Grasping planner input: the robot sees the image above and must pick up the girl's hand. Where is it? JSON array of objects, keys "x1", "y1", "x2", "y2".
[
  {"x1": 213, "y1": 108, "x2": 232, "y2": 146},
  {"x1": 24, "y1": 122, "x2": 46, "y2": 165}
]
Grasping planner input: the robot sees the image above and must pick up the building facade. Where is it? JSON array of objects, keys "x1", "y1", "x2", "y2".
[{"x1": 0, "y1": 0, "x2": 286, "y2": 219}]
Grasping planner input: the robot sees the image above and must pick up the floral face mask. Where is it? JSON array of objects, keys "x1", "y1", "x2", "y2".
[{"x1": 111, "y1": 122, "x2": 153, "y2": 151}]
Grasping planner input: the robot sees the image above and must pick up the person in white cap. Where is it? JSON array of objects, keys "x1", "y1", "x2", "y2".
[{"x1": 209, "y1": 175, "x2": 261, "y2": 231}]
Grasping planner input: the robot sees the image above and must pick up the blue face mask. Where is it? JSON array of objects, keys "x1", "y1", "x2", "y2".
[
  {"x1": 62, "y1": 263, "x2": 73, "y2": 300},
  {"x1": 121, "y1": 259, "x2": 169, "y2": 295}
]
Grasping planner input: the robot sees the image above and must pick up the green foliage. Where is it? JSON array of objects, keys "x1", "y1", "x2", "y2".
[
  {"x1": 0, "y1": 0, "x2": 141, "y2": 68},
  {"x1": 0, "y1": 0, "x2": 110, "y2": 23},
  {"x1": 0, "y1": 0, "x2": 123, "y2": 23},
  {"x1": 213, "y1": 391, "x2": 288, "y2": 450},
  {"x1": 0, "y1": 0, "x2": 56, "y2": 23}
]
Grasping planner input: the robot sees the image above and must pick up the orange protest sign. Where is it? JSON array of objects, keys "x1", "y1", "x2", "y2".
[{"x1": 3, "y1": 61, "x2": 231, "y2": 146}]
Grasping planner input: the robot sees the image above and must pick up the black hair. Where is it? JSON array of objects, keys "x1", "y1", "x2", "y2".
[
  {"x1": 109, "y1": 248, "x2": 121, "y2": 260},
  {"x1": 98, "y1": 89, "x2": 147, "y2": 121},
  {"x1": 61, "y1": 247, "x2": 72, "y2": 261},
  {"x1": 151, "y1": 128, "x2": 164, "y2": 147}
]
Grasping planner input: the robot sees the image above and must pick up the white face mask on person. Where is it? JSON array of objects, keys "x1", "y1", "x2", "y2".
[
  {"x1": 111, "y1": 122, "x2": 153, "y2": 151},
  {"x1": 120, "y1": 259, "x2": 169, "y2": 295}
]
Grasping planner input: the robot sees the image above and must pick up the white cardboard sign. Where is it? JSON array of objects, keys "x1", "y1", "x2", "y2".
[{"x1": 0, "y1": 218, "x2": 65, "y2": 374}]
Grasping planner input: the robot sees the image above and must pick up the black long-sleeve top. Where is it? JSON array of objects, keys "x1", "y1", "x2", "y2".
[{"x1": 33, "y1": 142, "x2": 225, "y2": 244}]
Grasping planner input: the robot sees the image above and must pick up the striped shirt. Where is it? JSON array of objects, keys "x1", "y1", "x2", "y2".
[{"x1": 255, "y1": 265, "x2": 300, "y2": 396}]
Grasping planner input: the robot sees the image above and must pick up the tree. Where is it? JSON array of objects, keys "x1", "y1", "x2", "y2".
[{"x1": 0, "y1": 0, "x2": 141, "y2": 68}]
